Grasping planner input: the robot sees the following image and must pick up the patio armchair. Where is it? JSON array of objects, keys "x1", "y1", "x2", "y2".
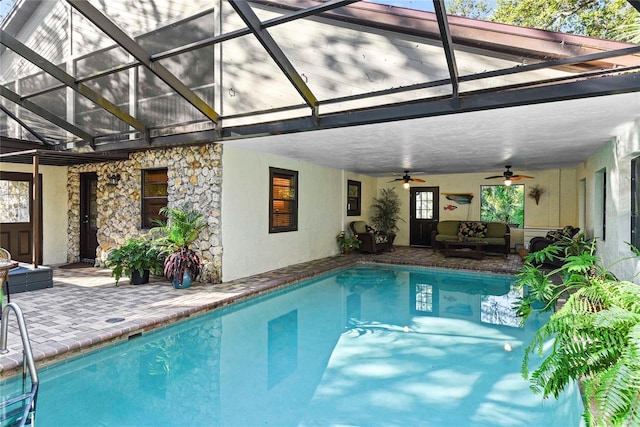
[
  {"x1": 349, "y1": 221, "x2": 390, "y2": 254},
  {"x1": 528, "y1": 225, "x2": 580, "y2": 268}
]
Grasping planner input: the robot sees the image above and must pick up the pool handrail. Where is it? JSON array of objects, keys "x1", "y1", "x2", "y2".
[
  {"x1": 1, "y1": 303, "x2": 39, "y2": 384},
  {"x1": 1, "y1": 302, "x2": 39, "y2": 426}
]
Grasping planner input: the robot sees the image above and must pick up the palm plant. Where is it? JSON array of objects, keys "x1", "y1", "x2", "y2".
[
  {"x1": 154, "y1": 205, "x2": 207, "y2": 252},
  {"x1": 152, "y1": 205, "x2": 207, "y2": 287},
  {"x1": 370, "y1": 188, "x2": 404, "y2": 234},
  {"x1": 617, "y1": 13, "x2": 640, "y2": 43},
  {"x1": 517, "y1": 242, "x2": 640, "y2": 426}
]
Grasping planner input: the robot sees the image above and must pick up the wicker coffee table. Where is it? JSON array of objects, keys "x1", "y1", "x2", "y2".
[{"x1": 443, "y1": 240, "x2": 488, "y2": 260}]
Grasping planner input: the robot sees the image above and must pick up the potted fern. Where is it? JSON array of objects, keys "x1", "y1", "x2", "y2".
[
  {"x1": 516, "y1": 240, "x2": 640, "y2": 426},
  {"x1": 153, "y1": 205, "x2": 207, "y2": 289}
]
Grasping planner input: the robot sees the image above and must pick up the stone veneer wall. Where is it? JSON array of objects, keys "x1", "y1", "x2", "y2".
[{"x1": 68, "y1": 144, "x2": 222, "y2": 283}]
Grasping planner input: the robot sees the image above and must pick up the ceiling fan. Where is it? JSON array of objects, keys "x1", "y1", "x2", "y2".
[
  {"x1": 485, "y1": 165, "x2": 533, "y2": 186},
  {"x1": 389, "y1": 170, "x2": 425, "y2": 189}
]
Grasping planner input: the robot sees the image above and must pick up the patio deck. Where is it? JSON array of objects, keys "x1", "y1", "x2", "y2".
[{"x1": 0, "y1": 246, "x2": 524, "y2": 378}]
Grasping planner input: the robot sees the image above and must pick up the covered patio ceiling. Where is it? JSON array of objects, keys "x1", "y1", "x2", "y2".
[
  {"x1": 1, "y1": 0, "x2": 639, "y2": 176},
  {"x1": 223, "y1": 90, "x2": 640, "y2": 176}
]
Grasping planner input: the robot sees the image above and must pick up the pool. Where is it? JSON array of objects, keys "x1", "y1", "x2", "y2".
[{"x1": 1, "y1": 265, "x2": 584, "y2": 426}]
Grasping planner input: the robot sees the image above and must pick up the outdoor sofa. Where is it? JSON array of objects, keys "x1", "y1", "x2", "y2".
[{"x1": 431, "y1": 220, "x2": 511, "y2": 256}]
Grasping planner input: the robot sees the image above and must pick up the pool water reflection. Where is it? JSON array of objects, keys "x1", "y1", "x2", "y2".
[{"x1": 1, "y1": 265, "x2": 584, "y2": 426}]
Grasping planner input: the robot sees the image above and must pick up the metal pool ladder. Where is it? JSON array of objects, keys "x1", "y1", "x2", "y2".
[{"x1": 0, "y1": 303, "x2": 39, "y2": 426}]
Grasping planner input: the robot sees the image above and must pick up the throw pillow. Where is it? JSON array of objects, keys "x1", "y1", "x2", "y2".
[
  {"x1": 546, "y1": 226, "x2": 578, "y2": 242},
  {"x1": 562, "y1": 226, "x2": 578, "y2": 238},
  {"x1": 545, "y1": 229, "x2": 564, "y2": 241},
  {"x1": 458, "y1": 221, "x2": 487, "y2": 238}
]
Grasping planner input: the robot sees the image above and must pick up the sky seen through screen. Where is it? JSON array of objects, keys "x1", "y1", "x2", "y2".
[{"x1": 0, "y1": 0, "x2": 17, "y2": 23}]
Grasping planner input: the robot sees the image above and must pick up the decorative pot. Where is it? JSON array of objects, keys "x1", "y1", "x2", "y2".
[
  {"x1": 130, "y1": 269, "x2": 150, "y2": 285},
  {"x1": 173, "y1": 270, "x2": 192, "y2": 289}
]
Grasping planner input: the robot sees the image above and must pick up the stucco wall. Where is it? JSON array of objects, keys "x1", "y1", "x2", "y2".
[
  {"x1": 0, "y1": 162, "x2": 68, "y2": 265},
  {"x1": 221, "y1": 146, "x2": 346, "y2": 281},
  {"x1": 577, "y1": 119, "x2": 640, "y2": 282},
  {"x1": 372, "y1": 168, "x2": 578, "y2": 247}
]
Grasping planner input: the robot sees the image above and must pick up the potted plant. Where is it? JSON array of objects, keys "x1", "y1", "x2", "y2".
[
  {"x1": 370, "y1": 187, "x2": 404, "y2": 247},
  {"x1": 105, "y1": 237, "x2": 164, "y2": 285},
  {"x1": 515, "y1": 240, "x2": 640, "y2": 426},
  {"x1": 153, "y1": 205, "x2": 207, "y2": 289},
  {"x1": 336, "y1": 231, "x2": 361, "y2": 254}
]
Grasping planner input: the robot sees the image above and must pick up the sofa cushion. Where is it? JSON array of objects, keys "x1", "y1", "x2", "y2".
[
  {"x1": 485, "y1": 222, "x2": 508, "y2": 238},
  {"x1": 458, "y1": 221, "x2": 487, "y2": 238},
  {"x1": 483, "y1": 237, "x2": 506, "y2": 246},
  {"x1": 434, "y1": 234, "x2": 457, "y2": 242},
  {"x1": 437, "y1": 221, "x2": 460, "y2": 236}
]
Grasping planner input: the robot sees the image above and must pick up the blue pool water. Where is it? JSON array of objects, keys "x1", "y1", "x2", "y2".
[{"x1": 1, "y1": 265, "x2": 584, "y2": 426}]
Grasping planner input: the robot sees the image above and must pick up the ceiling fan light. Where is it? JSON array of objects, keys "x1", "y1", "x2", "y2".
[
  {"x1": 403, "y1": 181, "x2": 410, "y2": 189},
  {"x1": 504, "y1": 179, "x2": 512, "y2": 186}
]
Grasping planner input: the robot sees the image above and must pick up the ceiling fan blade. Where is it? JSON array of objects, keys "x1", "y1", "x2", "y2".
[
  {"x1": 513, "y1": 174, "x2": 534, "y2": 179},
  {"x1": 388, "y1": 178, "x2": 403, "y2": 183},
  {"x1": 485, "y1": 175, "x2": 503, "y2": 179},
  {"x1": 510, "y1": 176, "x2": 523, "y2": 181},
  {"x1": 412, "y1": 178, "x2": 426, "y2": 182}
]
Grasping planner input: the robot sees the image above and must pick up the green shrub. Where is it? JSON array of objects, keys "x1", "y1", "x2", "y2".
[
  {"x1": 105, "y1": 237, "x2": 164, "y2": 285},
  {"x1": 517, "y1": 241, "x2": 640, "y2": 426}
]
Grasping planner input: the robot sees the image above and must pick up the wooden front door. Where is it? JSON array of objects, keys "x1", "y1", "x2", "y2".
[
  {"x1": 410, "y1": 187, "x2": 439, "y2": 247},
  {"x1": 0, "y1": 171, "x2": 42, "y2": 263},
  {"x1": 80, "y1": 173, "x2": 98, "y2": 262}
]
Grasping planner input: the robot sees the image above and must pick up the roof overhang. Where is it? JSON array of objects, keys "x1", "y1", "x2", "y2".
[{"x1": 0, "y1": 138, "x2": 129, "y2": 166}]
